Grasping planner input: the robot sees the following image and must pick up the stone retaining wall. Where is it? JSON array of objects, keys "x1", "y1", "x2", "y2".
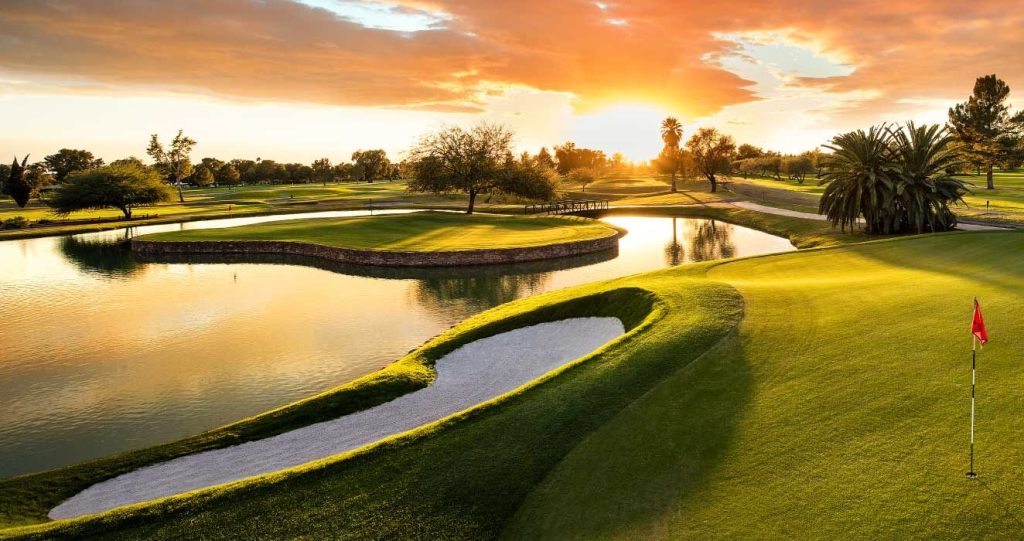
[{"x1": 131, "y1": 230, "x2": 621, "y2": 267}]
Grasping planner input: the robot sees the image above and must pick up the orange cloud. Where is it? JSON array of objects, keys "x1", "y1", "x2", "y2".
[{"x1": 1, "y1": 0, "x2": 1023, "y2": 121}]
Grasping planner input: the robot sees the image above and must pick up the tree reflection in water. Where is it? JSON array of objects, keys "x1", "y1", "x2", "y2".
[
  {"x1": 59, "y1": 230, "x2": 146, "y2": 278},
  {"x1": 664, "y1": 218, "x2": 684, "y2": 266},
  {"x1": 688, "y1": 219, "x2": 735, "y2": 262}
]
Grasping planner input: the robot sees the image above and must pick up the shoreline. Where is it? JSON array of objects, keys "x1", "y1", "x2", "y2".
[{"x1": 131, "y1": 229, "x2": 624, "y2": 267}]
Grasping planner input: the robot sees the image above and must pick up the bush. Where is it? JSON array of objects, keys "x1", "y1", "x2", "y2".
[{"x1": 2, "y1": 216, "x2": 28, "y2": 229}]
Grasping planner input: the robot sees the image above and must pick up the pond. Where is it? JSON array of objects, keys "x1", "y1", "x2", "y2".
[{"x1": 0, "y1": 211, "x2": 794, "y2": 478}]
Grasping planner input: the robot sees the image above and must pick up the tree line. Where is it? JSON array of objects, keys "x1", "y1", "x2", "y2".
[{"x1": 1, "y1": 131, "x2": 406, "y2": 210}]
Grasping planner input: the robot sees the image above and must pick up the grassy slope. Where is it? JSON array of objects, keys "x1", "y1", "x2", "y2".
[
  {"x1": 2, "y1": 269, "x2": 743, "y2": 539},
  {"x1": 507, "y1": 231, "x2": 1024, "y2": 539},
  {"x1": 138, "y1": 212, "x2": 618, "y2": 251}
]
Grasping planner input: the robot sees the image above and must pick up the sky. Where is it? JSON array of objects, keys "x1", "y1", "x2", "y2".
[{"x1": 1, "y1": 0, "x2": 1023, "y2": 164}]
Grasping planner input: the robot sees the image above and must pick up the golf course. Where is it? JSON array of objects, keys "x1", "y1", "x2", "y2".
[
  {"x1": 7, "y1": 3, "x2": 1024, "y2": 536},
  {"x1": 3, "y1": 218, "x2": 1022, "y2": 539}
]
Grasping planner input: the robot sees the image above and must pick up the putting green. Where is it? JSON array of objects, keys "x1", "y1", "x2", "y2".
[
  {"x1": 5, "y1": 230, "x2": 1024, "y2": 540},
  {"x1": 136, "y1": 211, "x2": 619, "y2": 252}
]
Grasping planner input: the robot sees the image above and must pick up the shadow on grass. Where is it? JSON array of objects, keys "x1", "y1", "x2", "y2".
[{"x1": 502, "y1": 330, "x2": 754, "y2": 539}]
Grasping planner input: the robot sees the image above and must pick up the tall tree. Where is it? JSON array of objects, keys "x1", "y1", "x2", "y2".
[
  {"x1": 948, "y1": 74, "x2": 1024, "y2": 189},
  {"x1": 217, "y1": 163, "x2": 241, "y2": 186},
  {"x1": 193, "y1": 166, "x2": 215, "y2": 187},
  {"x1": 147, "y1": 130, "x2": 197, "y2": 202},
  {"x1": 535, "y1": 147, "x2": 556, "y2": 169},
  {"x1": 43, "y1": 149, "x2": 103, "y2": 183},
  {"x1": 686, "y1": 128, "x2": 736, "y2": 193},
  {"x1": 49, "y1": 163, "x2": 174, "y2": 219},
  {"x1": 408, "y1": 124, "x2": 557, "y2": 214},
  {"x1": 312, "y1": 158, "x2": 333, "y2": 185},
  {"x1": 735, "y1": 143, "x2": 765, "y2": 161},
  {"x1": 660, "y1": 117, "x2": 683, "y2": 192},
  {"x1": 351, "y1": 149, "x2": 389, "y2": 183},
  {"x1": 110, "y1": 157, "x2": 147, "y2": 169},
  {"x1": 0, "y1": 163, "x2": 10, "y2": 194},
  {"x1": 7, "y1": 155, "x2": 31, "y2": 207}
]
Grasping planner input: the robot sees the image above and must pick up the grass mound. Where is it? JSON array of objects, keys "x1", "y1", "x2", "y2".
[{"x1": 136, "y1": 211, "x2": 618, "y2": 252}]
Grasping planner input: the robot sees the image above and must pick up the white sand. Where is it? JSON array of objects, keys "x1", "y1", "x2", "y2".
[{"x1": 50, "y1": 317, "x2": 625, "y2": 520}]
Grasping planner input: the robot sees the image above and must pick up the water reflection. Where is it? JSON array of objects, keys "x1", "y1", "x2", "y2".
[
  {"x1": 0, "y1": 214, "x2": 793, "y2": 477},
  {"x1": 690, "y1": 220, "x2": 736, "y2": 262},
  {"x1": 59, "y1": 234, "x2": 143, "y2": 278}
]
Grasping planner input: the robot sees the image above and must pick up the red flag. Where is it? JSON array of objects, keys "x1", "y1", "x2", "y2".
[{"x1": 972, "y1": 298, "x2": 989, "y2": 346}]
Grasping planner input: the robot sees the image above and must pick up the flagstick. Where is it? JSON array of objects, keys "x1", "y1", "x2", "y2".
[{"x1": 967, "y1": 334, "x2": 977, "y2": 479}]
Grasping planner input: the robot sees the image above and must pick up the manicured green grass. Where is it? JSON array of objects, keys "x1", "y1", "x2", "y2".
[
  {"x1": 6, "y1": 218, "x2": 1021, "y2": 539},
  {"x1": 138, "y1": 212, "x2": 619, "y2": 251},
  {"x1": 508, "y1": 231, "x2": 1024, "y2": 539}
]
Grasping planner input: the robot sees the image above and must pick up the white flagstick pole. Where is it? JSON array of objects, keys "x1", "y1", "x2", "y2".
[{"x1": 968, "y1": 332, "x2": 977, "y2": 478}]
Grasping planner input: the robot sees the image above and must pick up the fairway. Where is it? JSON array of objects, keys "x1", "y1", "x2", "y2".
[{"x1": 137, "y1": 211, "x2": 619, "y2": 252}]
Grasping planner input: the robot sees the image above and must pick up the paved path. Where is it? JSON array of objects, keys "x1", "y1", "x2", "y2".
[
  {"x1": 732, "y1": 201, "x2": 1008, "y2": 231},
  {"x1": 51, "y1": 318, "x2": 625, "y2": 519}
]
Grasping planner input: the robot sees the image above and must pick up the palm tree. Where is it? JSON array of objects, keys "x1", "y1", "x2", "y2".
[
  {"x1": 888, "y1": 122, "x2": 968, "y2": 232},
  {"x1": 818, "y1": 126, "x2": 893, "y2": 233},
  {"x1": 819, "y1": 123, "x2": 969, "y2": 234},
  {"x1": 661, "y1": 117, "x2": 683, "y2": 192}
]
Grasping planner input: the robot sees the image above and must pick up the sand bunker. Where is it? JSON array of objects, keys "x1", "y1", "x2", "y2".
[{"x1": 50, "y1": 317, "x2": 625, "y2": 519}]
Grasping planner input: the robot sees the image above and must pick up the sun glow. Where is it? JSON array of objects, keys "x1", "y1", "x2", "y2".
[{"x1": 568, "y1": 103, "x2": 675, "y2": 162}]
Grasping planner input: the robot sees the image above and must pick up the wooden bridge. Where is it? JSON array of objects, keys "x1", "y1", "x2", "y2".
[{"x1": 524, "y1": 198, "x2": 610, "y2": 215}]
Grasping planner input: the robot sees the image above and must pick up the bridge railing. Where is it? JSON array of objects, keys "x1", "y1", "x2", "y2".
[{"x1": 524, "y1": 198, "x2": 609, "y2": 215}]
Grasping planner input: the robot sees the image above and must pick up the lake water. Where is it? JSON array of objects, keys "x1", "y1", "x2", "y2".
[{"x1": 0, "y1": 211, "x2": 794, "y2": 478}]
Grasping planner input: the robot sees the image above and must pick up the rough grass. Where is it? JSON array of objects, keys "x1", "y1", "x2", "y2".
[{"x1": 137, "y1": 211, "x2": 619, "y2": 251}]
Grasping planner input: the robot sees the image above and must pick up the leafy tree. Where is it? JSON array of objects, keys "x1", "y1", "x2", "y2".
[
  {"x1": 217, "y1": 163, "x2": 241, "y2": 186},
  {"x1": 351, "y1": 149, "x2": 389, "y2": 183},
  {"x1": 408, "y1": 124, "x2": 557, "y2": 213},
  {"x1": 553, "y1": 142, "x2": 606, "y2": 175},
  {"x1": 948, "y1": 74, "x2": 1024, "y2": 189},
  {"x1": 535, "y1": 147, "x2": 556, "y2": 169},
  {"x1": 312, "y1": 158, "x2": 333, "y2": 185},
  {"x1": 818, "y1": 123, "x2": 968, "y2": 234},
  {"x1": 610, "y1": 152, "x2": 627, "y2": 170},
  {"x1": 350, "y1": 163, "x2": 367, "y2": 182},
  {"x1": 49, "y1": 164, "x2": 174, "y2": 219},
  {"x1": 230, "y1": 159, "x2": 257, "y2": 184},
  {"x1": 333, "y1": 162, "x2": 353, "y2": 181},
  {"x1": 24, "y1": 162, "x2": 54, "y2": 196},
  {"x1": 193, "y1": 166, "x2": 215, "y2": 187},
  {"x1": 686, "y1": 128, "x2": 736, "y2": 193},
  {"x1": 783, "y1": 154, "x2": 815, "y2": 183},
  {"x1": 7, "y1": 155, "x2": 31, "y2": 207},
  {"x1": 110, "y1": 157, "x2": 147, "y2": 169},
  {"x1": 660, "y1": 117, "x2": 683, "y2": 192},
  {"x1": 43, "y1": 149, "x2": 103, "y2": 183},
  {"x1": 0, "y1": 163, "x2": 10, "y2": 194},
  {"x1": 147, "y1": 130, "x2": 197, "y2": 202},
  {"x1": 736, "y1": 143, "x2": 764, "y2": 161},
  {"x1": 567, "y1": 167, "x2": 598, "y2": 192}
]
